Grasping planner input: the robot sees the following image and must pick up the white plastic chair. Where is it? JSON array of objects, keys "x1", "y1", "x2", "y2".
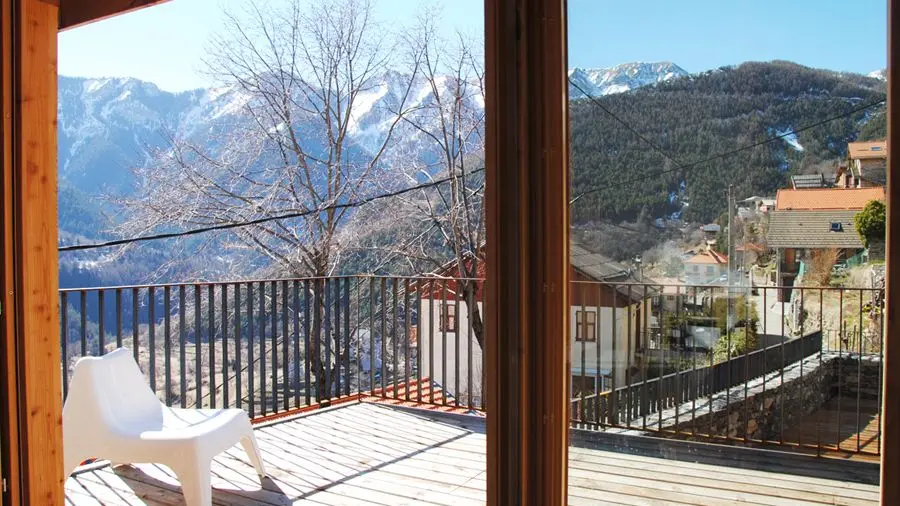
[{"x1": 63, "y1": 347, "x2": 266, "y2": 506}]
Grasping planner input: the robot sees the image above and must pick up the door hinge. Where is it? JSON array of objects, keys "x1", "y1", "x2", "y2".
[{"x1": 3, "y1": 477, "x2": 7, "y2": 492}]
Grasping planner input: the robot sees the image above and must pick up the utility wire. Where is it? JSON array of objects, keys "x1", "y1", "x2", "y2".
[
  {"x1": 59, "y1": 167, "x2": 485, "y2": 253},
  {"x1": 60, "y1": 88, "x2": 885, "y2": 251},
  {"x1": 569, "y1": 79, "x2": 687, "y2": 171},
  {"x1": 569, "y1": 93, "x2": 885, "y2": 204}
]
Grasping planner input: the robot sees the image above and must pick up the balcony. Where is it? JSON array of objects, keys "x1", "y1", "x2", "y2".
[
  {"x1": 60, "y1": 276, "x2": 882, "y2": 504},
  {"x1": 65, "y1": 402, "x2": 879, "y2": 505}
]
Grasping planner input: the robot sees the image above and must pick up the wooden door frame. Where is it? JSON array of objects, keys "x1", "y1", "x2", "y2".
[
  {"x1": 0, "y1": 1, "x2": 169, "y2": 504},
  {"x1": 0, "y1": 0, "x2": 63, "y2": 503},
  {"x1": 1, "y1": 0, "x2": 898, "y2": 504},
  {"x1": 883, "y1": 0, "x2": 899, "y2": 503},
  {"x1": 484, "y1": 0, "x2": 570, "y2": 504}
]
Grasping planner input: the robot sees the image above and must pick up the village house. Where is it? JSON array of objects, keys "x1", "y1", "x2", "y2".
[
  {"x1": 683, "y1": 248, "x2": 729, "y2": 285},
  {"x1": 766, "y1": 187, "x2": 884, "y2": 300},
  {"x1": 415, "y1": 239, "x2": 653, "y2": 402},
  {"x1": 835, "y1": 140, "x2": 887, "y2": 188},
  {"x1": 738, "y1": 196, "x2": 777, "y2": 215}
]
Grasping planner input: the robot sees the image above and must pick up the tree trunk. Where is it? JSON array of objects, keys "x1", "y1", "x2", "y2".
[{"x1": 465, "y1": 281, "x2": 485, "y2": 349}]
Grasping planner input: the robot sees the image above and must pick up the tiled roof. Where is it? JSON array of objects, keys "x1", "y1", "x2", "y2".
[
  {"x1": 775, "y1": 188, "x2": 884, "y2": 210},
  {"x1": 365, "y1": 377, "x2": 481, "y2": 414},
  {"x1": 684, "y1": 250, "x2": 727, "y2": 265},
  {"x1": 766, "y1": 210, "x2": 864, "y2": 249},
  {"x1": 848, "y1": 141, "x2": 887, "y2": 160},
  {"x1": 570, "y1": 240, "x2": 632, "y2": 281},
  {"x1": 736, "y1": 243, "x2": 766, "y2": 253}
]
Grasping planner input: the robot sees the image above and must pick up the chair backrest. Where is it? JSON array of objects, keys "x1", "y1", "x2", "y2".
[{"x1": 63, "y1": 348, "x2": 163, "y2": 431}]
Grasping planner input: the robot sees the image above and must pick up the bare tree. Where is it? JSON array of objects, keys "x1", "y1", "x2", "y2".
[
  {"x1": 114, "y1": 0, "x2": 423, "y2": 401},
  {"x1": 115, "y1": 0, "x2": 420, "y2": 280},
  {"x1": 350, "y1": 18, "x2": 487, "y2": 347}
]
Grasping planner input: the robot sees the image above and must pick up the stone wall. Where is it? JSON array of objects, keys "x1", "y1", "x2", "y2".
[
  {"x1": 666, "y1": 354, "x2": 879, "y2": 441},
  {"x1": 831, "y1": 356, "x2": 881, "y2": 400},
  {"x1": 669, "y1": 356, "x2": 831, "y2": 440}
]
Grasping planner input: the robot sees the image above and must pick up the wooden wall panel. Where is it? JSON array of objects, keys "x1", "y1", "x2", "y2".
[
  {"x1": 0, "y1": 0, "x2": 20, "y2": 503},
  {"x1": 484, "y1": 0, "x2": 569, "y2": 504},
  {"x1": 883, "y1": 1, "x2": 899, "y2": 502},
  {"x1": 1, "y1": 0, "x2": 64, "y2": 503},
  {"x1": 59, "y1": 0, "x2": 169, "y2": 31}
]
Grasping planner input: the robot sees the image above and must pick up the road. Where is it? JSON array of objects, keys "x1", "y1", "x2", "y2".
[{"x1": 751, "y1": 281, "x2": 789, "y2": 338}]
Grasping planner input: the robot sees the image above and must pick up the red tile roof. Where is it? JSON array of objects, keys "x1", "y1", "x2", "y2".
[
  {"x1": 775, "y1": 188, "x2": 884, "y2": 211},
  {"x1": 736, "y1": 243, "x2": 766, "y2": 253},
  {"x1": 685, "y1": 250, "x2": 728, "y2": 265},
  {"x1": 365, "y1": 377, "x2": 481, "y2": 414}
]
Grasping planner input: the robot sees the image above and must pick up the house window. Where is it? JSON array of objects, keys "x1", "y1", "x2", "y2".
[
  {"x1": 830, "y1": 222, "x2": 843, "y2": 232},
  {"x1": 439, "y1": 303, "x2": 457, "y2": 332},
  {"x1": 575, "y1": 310, "x2": 597, "y2": 342},
  {"x1": 706, "y1": 265, "x2": 715, "y2": 274}
]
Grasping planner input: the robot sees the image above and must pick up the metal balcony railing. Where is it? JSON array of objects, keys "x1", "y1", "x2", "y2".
[
  {"x1": 568, "y1": 281, "x2": 884, "y2": 458},
  {"x1": 60, "y1": 277, "x2": 882, "y2": 458},
  {"x1": 59, "y1": 276, "x2": 486, "y2": 420}
]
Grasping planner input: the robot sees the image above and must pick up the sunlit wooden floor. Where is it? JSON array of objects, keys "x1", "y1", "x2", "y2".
[
  {"x1": 65, "y1": 402, "x2": 880, "y2": 505},
  {"x1": 781, "y1": 396, "x2": 881, "y2": 462}
]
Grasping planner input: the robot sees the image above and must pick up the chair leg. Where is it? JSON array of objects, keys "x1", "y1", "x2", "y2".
[
  {"x1": 173, "y1": 459, "x2": 213, "y2": 506},
  {"x1": 240, "y1": 432, "x2": 266, "y2": 478}
]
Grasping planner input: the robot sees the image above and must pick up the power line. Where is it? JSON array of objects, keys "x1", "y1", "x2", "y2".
[
  {"x1": 568, "y1": 95, "x2": 886, "y2": 203},
  {"x1": 60, "y1": 89, "x2": 885, "y2": 251},
  {"x1": 569, "y1": 79, "x2": 686, "y2": 171},
  {"x1": 59, "y1": 167, "x2": 485, "y2": 253}
]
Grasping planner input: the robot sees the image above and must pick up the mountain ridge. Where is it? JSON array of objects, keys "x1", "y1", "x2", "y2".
[
  {"x1": 568, "y1": 61, "x2": 688, "y2": 97},
  {"x1": 56, "y1": 60, "x2": 887, "y2": 281}
]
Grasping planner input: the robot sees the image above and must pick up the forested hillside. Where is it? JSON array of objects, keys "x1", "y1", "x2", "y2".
[{"x1": 570, "y1": 61, "x2": 886, "y2": 224}]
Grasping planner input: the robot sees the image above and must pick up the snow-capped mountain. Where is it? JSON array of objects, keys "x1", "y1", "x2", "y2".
[
  {"x1": 868, "y1": 69, "x2": 886, "y2": 81},
  {"x1": 568, "y1": 61, "x2": 688, "y2": 98},
  {"x1": 57, "y1": 61, "x2": 687, "y2": 197}
]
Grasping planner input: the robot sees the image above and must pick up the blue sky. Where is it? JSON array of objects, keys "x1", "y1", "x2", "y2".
[{"x1": 59, "y1": 0, "x2": 886, "y2": 92}]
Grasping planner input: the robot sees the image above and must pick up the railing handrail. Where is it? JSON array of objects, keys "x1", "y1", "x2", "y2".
[
  {"x1": 60, "y1": 275, "x2": 882, "y2": 458},
  {"x1": 569, "y1": 280, "x2": 881, "y2": 292},
  {"x1": 59, "y1": 274, "x2": 488, "y2": 293},
  {"x1": 569, "y1": 330, "x2": 823, "y2": 403}
]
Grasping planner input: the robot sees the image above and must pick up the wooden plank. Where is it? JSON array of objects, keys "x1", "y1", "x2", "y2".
[
  {"x1": 885, "y1": 1, "x2": 900, "y2": 503},
  {"x1": 484, "y1": 0, "x2": 569, "y2": 504},
  {"x1": 0, "y1": 0, "x2": 21, "y2": 502},
  {"x1": 58, "y1": 0, "x2": 169, "y2": 31},
  {"x1": 61, "y1": 404, "x2": 887, "y2": 505},
  {"x1": 569, "y1": 427, "x2": 880, "y2": 486},
  {"x1": 1, "y1": 0, "x2": 66, "y2": 503},
  {"x1": 567, "y1": 462, "x2": 874, "y2": 506},
  {"x1": 567, "y1": 450, "x2": 879, "y2": 500}
]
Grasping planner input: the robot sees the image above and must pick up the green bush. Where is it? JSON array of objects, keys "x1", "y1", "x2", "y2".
[
  {"x1": 854, "y1": 200, "x2": 886, "y2": 248},
  {"x1": 713, "y1": 327, "x2": 757, "y2": 362},
  {"x1": 710, "y1": 295, "x2": 758, "y2": 332}
]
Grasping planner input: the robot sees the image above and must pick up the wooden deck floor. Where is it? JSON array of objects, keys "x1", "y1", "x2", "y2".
[
  {"x1": 65, "y1": 402, "x2": 880, "y2": 506},
  {"x1": 781, "y1": 396, "x2": 881, "y2": 461}
]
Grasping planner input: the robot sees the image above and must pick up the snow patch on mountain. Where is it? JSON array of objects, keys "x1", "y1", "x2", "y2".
[
  {"x1": 868, "y1": 69, "x2": 886, "y2": 81},
  {"x1": 775, "y1": 128, "x2": 804, "y2": 152},
  {"x1": 568, "y1": 61, "x2": 689, "y2": 98},
  {"x1": 210, "y1": 90, "x2": 252, "y2": 120},
  {"x1": 348, "y1": 83, "x2": 390, "y2": 134},
  {"x1": 56, "y1": 61, "x2": 686, "y2": 196}
]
